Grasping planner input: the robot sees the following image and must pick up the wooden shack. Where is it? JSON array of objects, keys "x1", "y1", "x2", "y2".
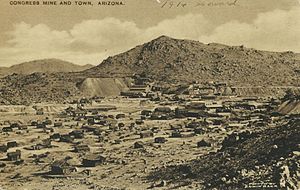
[
  {"x1": 82, "y1": 154, "x2": 106, "y2": 167},
  {"x1": 51, "y1": 160, "x2": 76, "y2": 175},
  {"x1": 74, "y1": 144, "x2": 90, "y2": 153},
  {"x1": 140, "y1": 131, "x2": 154, "y2": 138},
  {"x1": 7, "y1": 141, "x2": 18, "y2": 149},
  {"x1": 7, "y1": 150, "x2": 21, "y2": 161}
]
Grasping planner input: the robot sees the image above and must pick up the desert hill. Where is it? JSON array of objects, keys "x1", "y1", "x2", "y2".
[
  {"x1": 0, "y1": 58, "x2": 93, "y2": 77},
  {"x1": 0, "y1": 36, "x2": 300, "y2": 104},
  {"x1": 84, "y1": 35, "x2": 300, "y2": 86}
]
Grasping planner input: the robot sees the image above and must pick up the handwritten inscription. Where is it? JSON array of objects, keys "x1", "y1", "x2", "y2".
[{"x1": 161, "y1": 0, "x2": 239, "y2": 8}]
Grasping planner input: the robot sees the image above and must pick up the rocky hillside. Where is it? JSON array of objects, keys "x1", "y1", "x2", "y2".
[
  {"x1": 84, "y1": 36, "x2": 300, "y2": 86},
  {"x1": 0, "y1": 58, "x2": 93, "y2": 77},
  {"x1": 148, "y1": 118, "x2": 300, "y2": 189},
  {"x1": 0, "y1": 73, "x2": 83, "y2": 105}
]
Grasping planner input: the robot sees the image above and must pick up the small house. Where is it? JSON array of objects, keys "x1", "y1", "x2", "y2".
[
  {"x1": 18, "y1": 125, "x2": 28, "y2": 130},
  {"x1": 116, "y1": 114, "x2": 126, "y2": 119},
  {"x1": 2, "y1": 127, "x2": 13, "y2": 132},
  {"x1": 7, "y1": 141, "x2": 18, "y2": 149},
  {"x1": 37, "y1": 123, "x2": 46, "y2": 129},
  {"x1": 82, "y1": 154, "x2": 106, "y2": 167},
  {"x1": 51, "y1": 160, "x2": 76, "y2": 175},
  {"x1": 43, "y1": 119, "x2": 52, "y2": 125},
  {"x1": 141, "y1": 110, "x2": 152, "y2": 116},
  {"x1": 170, "y1": 131, "x2": 182, "y2": 138},
  {"x1": 7, "y1": 150, "x2": 21, "y2": 161},
  {"x1": 74, "y1": 144, "x2": 90, "y2": 153},
  {"x1": 10, "y1": 123, "x2": 21, "y2": 128},
  {"x1": 31, "y1": 121, "x2": 38, "y2": 126},
  {"x1": 71, "y1": 109, "x2": 87, "y2": 117},
  {"x1": 134, "y1": 141, "x2": 144, "y2": 149},
  {"x1": 154, "y1": 137, "x2": 167, "y2": 143},
  {"x1": 194, "y1": 127, "x2": 206, "y2": 135},
  {"x1": 69, "y1": 130, "x2": 84, "y2": 139},
  {"x1": 60, "y1": 134, "x2": 75, "y2": 143},
  {"x1": 154, "y1": 107, "x2": 172, "y2": 113},
  {"x1": 50, "y1": 133, "x2": 61, "y2": 140},
  {"x1": 136, "y1": 119, "x2": 144, "y2": 125},
  {"x1": 0, "y1": 145, "x2": 8, "y2": 152},
  {"x1": 54, "y1": 122, "x2": 63, "y2": 127},
  {"x1": 140, "y1": 131, "x2": 153, "y2": 138},
  {"x1": 197, "y1": 140, "x2": 212, "y2": 147},
  {"x1": 118, "y1": 123, "x2": 125, "y2": 128},
  {"x1": 36, "y1": 110, "x2": 44, "y2": 115}
]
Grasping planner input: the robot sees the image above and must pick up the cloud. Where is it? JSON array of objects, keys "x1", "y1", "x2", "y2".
[
  {"x1": 143, "y1": 13, "x2": 211, "y2": 40},
  {"x1": 199, "y1": 7, "x2": 300, "y2": 52},
  {"x1": 69, "y1": 18, "x2": 141, "y2": 51},
  {"x1": 0, "y1": 6, "x2": 299, "y2": 67},
  {"x1": 8, "y1": 22, "x2": 72, "y2": 51}
]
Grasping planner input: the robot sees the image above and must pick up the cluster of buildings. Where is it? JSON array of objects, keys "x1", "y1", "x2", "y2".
[{"x1": 0, "y1": 79, "x2": 289, "y2": 180}]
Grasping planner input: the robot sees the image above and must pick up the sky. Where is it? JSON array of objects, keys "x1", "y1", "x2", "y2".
[{"x1": 0, "y1": 0, "x2": 299, "y2": 67}]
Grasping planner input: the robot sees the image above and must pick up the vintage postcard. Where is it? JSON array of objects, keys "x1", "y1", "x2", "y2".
[{"x1": 0, "y1": 0, "x2": 299, "y2": 189}]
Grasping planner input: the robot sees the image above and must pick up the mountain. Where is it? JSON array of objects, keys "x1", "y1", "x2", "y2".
[
  {"x1": 1, "y1": 36, "x2": 300, "y2": 104},
  {"x1": 0, "y1": 58, "x2": 93, "y2": 77},
  {"x1": 84, "y1": 35, "x2": 300, "y2": 85}
]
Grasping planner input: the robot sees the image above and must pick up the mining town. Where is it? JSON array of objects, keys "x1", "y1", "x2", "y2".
[{"x1": 0, "y1": 36, "x2": 299, "y2": 189}]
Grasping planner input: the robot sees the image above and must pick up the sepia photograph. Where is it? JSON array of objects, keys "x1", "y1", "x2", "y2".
[{"x1": 0, "y1": 0, "x2": 299, "y2": 189}]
